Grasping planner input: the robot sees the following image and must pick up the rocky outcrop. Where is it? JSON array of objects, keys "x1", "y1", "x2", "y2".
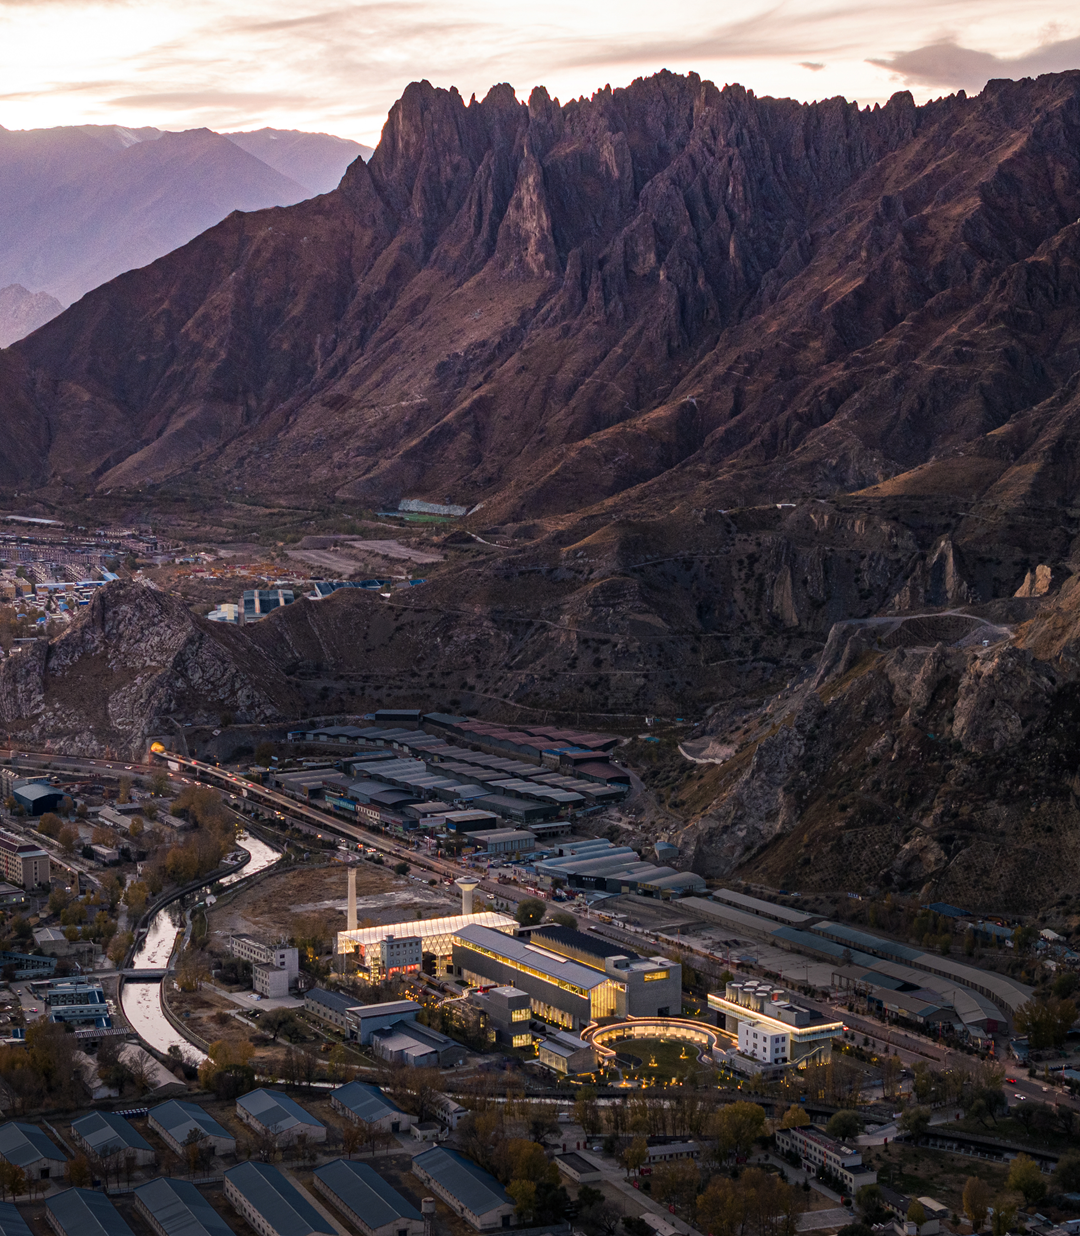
[
  {"x1": 6, "y1": 72, "x2": 1080, "y2": 528},
  {"x1": 0, "y1": 584, "x2": 301, "y2": 756}
]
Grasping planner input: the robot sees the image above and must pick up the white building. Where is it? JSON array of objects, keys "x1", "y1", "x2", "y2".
[
  {"x1": 774, "y1": 1126, "x2": 877, "y2": 1194},
  {"x1": 709, "y1": 981, "x2": 843, "y2": 1071},
  {"x1": 229, "y1": 934, "x2": 299, "y2": 983}
]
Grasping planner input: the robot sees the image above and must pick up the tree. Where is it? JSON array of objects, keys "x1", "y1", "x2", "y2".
[
  {"x1": 1007, "y1": 1154, "x2": 1046, "y2": 1208},
  {"x1": 129, "y1": 817, "x2": 144, "y2": 838},
  {"x1": 508, "y1": 1179, "x2": 537, "y2": 1221},
  {"x1": 990, "y1": 1199, "x2": 1017, "y2": 1236},
  {"x1": 515, "y1": 898, "x2": 546, "y2": 928},
  {"x1": 1014, "y1": 996, "x2": 1078, "y2": 1050},
  {"x1": 123, "y1": 881, "x2": 149, "y2": 916},
  {"x1": 826, "y1": 1110, "x2": 862, "y2": 1141},
  {"x1": 711, "y1": 1100, "x2": 767, "y2": 1159},
  {"x1": 855, "y1": 1185, "x2": 885, "y2": 1223},
  {"x1": 550, "y1": 911, "x2": 577, "y2": 928},
  {"x1": 0, "y1": 1161, "x2": 26, "y2": 1200},
  {"x1": 652, "y1": 1161, "x2": 700, "y2": 1217},
  {"x1": 963, "y1": 1176, "x2": 992, "y2": 1230},
  {"x1": 1053, "y1": 1153, "x2": 1080, "y2": 1193},
  {"x1": 341, "y1": 1123, "x2": 362, "y2": 1159},
  {"x1": 183, "y1": 1127, "x2": 207, "y2": 1177},
  {"x1": 621, "y1": 1136, "x2": 648, "y2": 1178},
  {"x1": 118, "y1": 776, "x2": 132, "y2": 803},
  {"x1": 907, "y1": 1202, "x2": 927, "y2": 1229},
  {"x1": 58, "y1": 826, "x2": 78, "y2": 855},
  {"x1": 898, "y1": 1106, "x2": 931, "y2": 1140},
  {"x1": 37, "y1": 812, "x2": 63, "y2": 840},
  {"x1": 575, "y1": 1086, "x2": 603, "y2": 1137},
  {"x1": 697, "y1": 1176, "x2": 745, "y2": 1236},
  {"x1": 780, "y1": 1105, "x2": 810, "y2": 1129}
]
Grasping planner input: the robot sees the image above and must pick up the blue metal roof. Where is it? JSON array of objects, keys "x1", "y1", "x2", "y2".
[
  {"x1": 810, "y1": 921, "x2": 922, "y2": 962},
  {"x1": 237, "y1": 1089, "x2": 324, "y2": 1134},
  {"x1": 45, "y1": 1189, "x2": 134, "y2": 1236},
  {"x1": 225, "y1": 1161, "x2": 334, "y2": 1236},
  {"x1": 332, "y1": 1082, "x2": 405, "y2": 1122},
  {"x1": 150, "y1": 1101, "x2": 233, "y2": 1143},
  {"x1": 412, "y1": 1147, "x2": 511, "y2": 1218},
  {"x1": 135, "y1": 1177, "x2": 234, "y2": 1236},
  {"x1": 0, "y1": 1122, "x2": 64, "y2": 1168},
  {"x1": 314, "y1": 1159, "x2": 421, "y2": 1229},
  {"x1": 72, "y1": 1111, "x2": 152, "y2": 1156},
  {"x1": 0, "y1": 1201, "x2": 32, "y2": 1236}
]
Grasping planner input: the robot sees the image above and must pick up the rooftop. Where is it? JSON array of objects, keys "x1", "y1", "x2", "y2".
[
  {"x1": 134, "y1": 1177, "x2": 234, "y2": 1236},
  {"x1": 237, "y1": 1089, "x2": 323, "y2": 1134},
  {"x1": 0, "y1": 1202, "x2": 31, "y2": 1236},
  {"x1": 453, "y1": 924, "x2": 611, "y2": 993},
  {"x1": 314, "y1": 1159, "x2": 421, "y2": 1228},
  {"x1": 413, "y1": 1147, "x2": 511, "y2": 1217},
  {"x1": 332, "y1": 1081, "x2": 406, "y2": 1122},
  {"x1": 306, "y1": 987, "x2": 359, "y2": 1016},
  {"x1": 0, "y1": 1122, "x2": 63, "y2": 1167},
  {"x1": 225, "y1": 1162, "x2": 334, "y2": 1236},
  {"x1": 71, "y1": 1111, "x2": 153, "y2": 1156},
  {"x1": 45, "y1": 1189, "x2": 134, "y2": 1236},
  {"x1": 150, "y1": 1100, "x2": 232, "y2": 1144}
]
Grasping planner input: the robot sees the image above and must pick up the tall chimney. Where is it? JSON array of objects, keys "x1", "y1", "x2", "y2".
[
  {"x1": 455, "y1": 877, "x2": 479, "y2": 916},
  {"x1": 422, "y1": 1198, "x2": 436, "y2": 1236},
  {"x1": 347, "y1": 867, "x2": 357, "y2": 931}
]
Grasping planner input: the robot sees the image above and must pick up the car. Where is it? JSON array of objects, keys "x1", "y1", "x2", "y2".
[
  {"x1": 1005, "y1": 1077, "x2": 1016, "y2": 1084},
  {"x1": 1014, "y1": 1093, "x2": 1026, "y2": 1100},
  {"x1": 28, "y1": 1007, "x2": 37, "y2": 1013}
]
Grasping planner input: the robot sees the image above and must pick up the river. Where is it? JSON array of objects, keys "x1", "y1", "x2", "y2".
[{"x1": 119, "y1": 832, "x2": 281, "y2": 1062}]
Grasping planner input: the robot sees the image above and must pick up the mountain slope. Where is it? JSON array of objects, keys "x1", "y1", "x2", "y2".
[
  {"x1": 0, "y1": 285, "x2": 63, "y2": 349},
  {"x1": 0, "y1": 122, "x2": 366, "y2": 316},
  {"x1": 224, "y1": 127, "x2": 370, "y2": 193},
  {"x1": 4, "y1": 71, "x2": 1080, "y2": 529}
]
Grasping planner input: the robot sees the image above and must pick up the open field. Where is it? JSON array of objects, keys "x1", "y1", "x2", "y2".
[{"x1": 206, "y1": 861, "x2": 460, "y2": 946}]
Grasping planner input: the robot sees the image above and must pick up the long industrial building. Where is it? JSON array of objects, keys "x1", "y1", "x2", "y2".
[{"x1": 451, "y1": 923, "x2": 681, "y2": 1030}]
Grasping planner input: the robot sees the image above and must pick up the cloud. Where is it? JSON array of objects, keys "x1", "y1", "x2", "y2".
[
  {"x1": 870, "y1": 34, "x2": 1080, "y2": 91},
  {"x1": 800, "y1": 61, "x2": 825, "y2": 71}
]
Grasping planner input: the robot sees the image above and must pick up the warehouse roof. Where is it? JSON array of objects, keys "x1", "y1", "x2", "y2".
[
  {"x1": 225, "y1": 1162, "x2": 334, "y2": 1236},
  {"x1": 135, "y1": 1177, "x2": 234, "y2": 1236},
  {"x1": 314, "y1": 1159, "x2": 421, "y2": 1228},
  {"x1": 0, "y1": 1201, "x2": 31, "y2": 1236},
  {"x1": 306, "y1": 987, "x2": 359, "y2": 1016},
  {"x1": 150, "y1": 1101, "x2": 233, "y2": 1144},
  {"x1": 45, "y1": 1189, "x2": 134, "y2": 1236},
  {"x1": 332, "y1": 1081, "x2": 407, "y2": 1122},
  {"x1": 72, "y1": 1111, "x2": 153, "y2": 1157},
  {"x1": 237, "y1": 1089, "x2": 323, "y2": 1134},
  {"x1": 413, "y1": 1147, "x2": 511, "y2": 1217},
  {"x1": 0, "y1": 1122, "x2": 64, "y2": 1167}
]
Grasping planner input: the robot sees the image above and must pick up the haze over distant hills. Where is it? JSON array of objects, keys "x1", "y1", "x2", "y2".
[{"x1": 0, "y1": 122, "x2": 371, "y2": 331}]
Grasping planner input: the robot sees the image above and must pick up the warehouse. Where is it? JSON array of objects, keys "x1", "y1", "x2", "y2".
[
  {"x1": 70, "y1": 1111, "x2": 155, "y2": 1165},
  {"x1": 0, "y1": 1122, "x2": 66, "y2": 1179},
  {"x1": 453, "y1": 924, "x2": 682, "y2": 1028},
  {"x1": 331, "y1": 1081, "x2": 413, "y2": 1133},
  {"x1": 236, "y1": 1089, "x2": 326, "y2": 1145},
  {"x1": 411, "y1": 1147, "x2": 515, "y2": 1232},
  {"x1": 0, "y1": 1201, "x2": 31, "y2": 1236},
  {"x1": 44, "y1": 1189, "x2": 134, "y2": 1236},
  {"x1": 148, "y1": 1101, "x2": 236, "y2": 1156},
  {"x1": 134, "y1": 1177, "x2": 235, "y2": 1236},
  {"x1": 346, "y1": 999, "x2": 421, "y2": 1044},
  {"x1": 370, "y1": 1020, "x2": 467, "y2": 1067},
  {"x1": 465, "y1": 829, "x2": 536, "y2": 854},
  {"x1": 313, "y1": 1159, "x2": 423, "y2": 1236},
  {"x1": 305, "y1": 987, "x2": 360, "y2": 1031},
  {"x1": 538, "y1": 1031, "x2": 597, "y2": 1075},
  {"x1": 472, "y1": 795, "x2": 557, "y2": 825},
  {"x1": 225, "y1": 1162, "x2": 335, "y2": 1236}
]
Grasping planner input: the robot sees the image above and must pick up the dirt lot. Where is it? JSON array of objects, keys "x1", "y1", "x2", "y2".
[
  {"x1": 206, "y1": 861, "x2": 460, "y2": 947},
  {"x1": 862, "y1": 1141, "x2": 1011, "y2": 1215}
]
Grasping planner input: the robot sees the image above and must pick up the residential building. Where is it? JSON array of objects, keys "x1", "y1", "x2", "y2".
[
  {"x1": 228, "y1": 935, "x2": 298, "y2": 984},
  {"x1": 44, "y1": 1189, "x2": 134, "y2": 1236},
  {"x1": 148, "y1": 1101, "x2": 236, "y2": 1157},
  {"x1": 877, "y1": 1188, "x2": 947, "y2": 1236},
  {"x1": 70, "y1": 1111, "x2": 155, "y2": 1165},
  {"x1": 451, "y1": 924, "x2": 681, "y2": 1029},
  {"x1": 411, "y1": 1147, "x2": 516, "y2": 1231},
  {"x1": 134, "y1": 1178, "x2": 234, "y2": 1236},
  {"x1": 312, "y1": 1159, "x2": 423, "y2": 1236},
  {"x1": 645, "y1": 1143, "x2": 699, "y2": 1165},
  {"x1": 0, "y1": 830, "x2": 50, "y2": 889},
  {"x1": 224, "y1": 1161, "x2": 334, "y2": 1236},
  {"x1": 305, "y1": 987, "x2": 360, "y2": 1031},
  {"x1": 538, "y1": 1030, "x2": 596, "y2": 1075},
  {"x1": 0, "y1": 1122, "x2": 66, "y2": 1179},
  {"x1": 331, "y1": 1082, "x2": 412, "y2": 1133},
  {"x1": 431, "y1": 1093, "x2": 468, "y2": 1130},
  {"x1": 236, "y1": 1090, "x2": 326, "y2": 1145},
  {"x1": 774, "y1": 1126, "x2": 877, "y2": 1193},
  {"x1": 468, "y1": 986, "x2": 532, "y2": 1048},
  {"x1": 253, "y1": 964, "x2": 291, "y2": 999}
]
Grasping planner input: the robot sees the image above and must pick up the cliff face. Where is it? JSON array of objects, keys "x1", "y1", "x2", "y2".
[
  {"x1": 7, "y1": 71, "x2": 1080, "y2": 527},
  {"x1": 0, "y1": 584, "x2": 301, "y2": 756}
]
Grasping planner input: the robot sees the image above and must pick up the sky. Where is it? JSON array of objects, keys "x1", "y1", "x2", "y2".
[{"x1": 1, "y1": 0, "x2": 1079, "y2": 147}]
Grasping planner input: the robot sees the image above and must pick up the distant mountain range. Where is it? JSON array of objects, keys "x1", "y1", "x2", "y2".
[{"x1": 0, "y1": 123, "x2": 371, "y2": 330}]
